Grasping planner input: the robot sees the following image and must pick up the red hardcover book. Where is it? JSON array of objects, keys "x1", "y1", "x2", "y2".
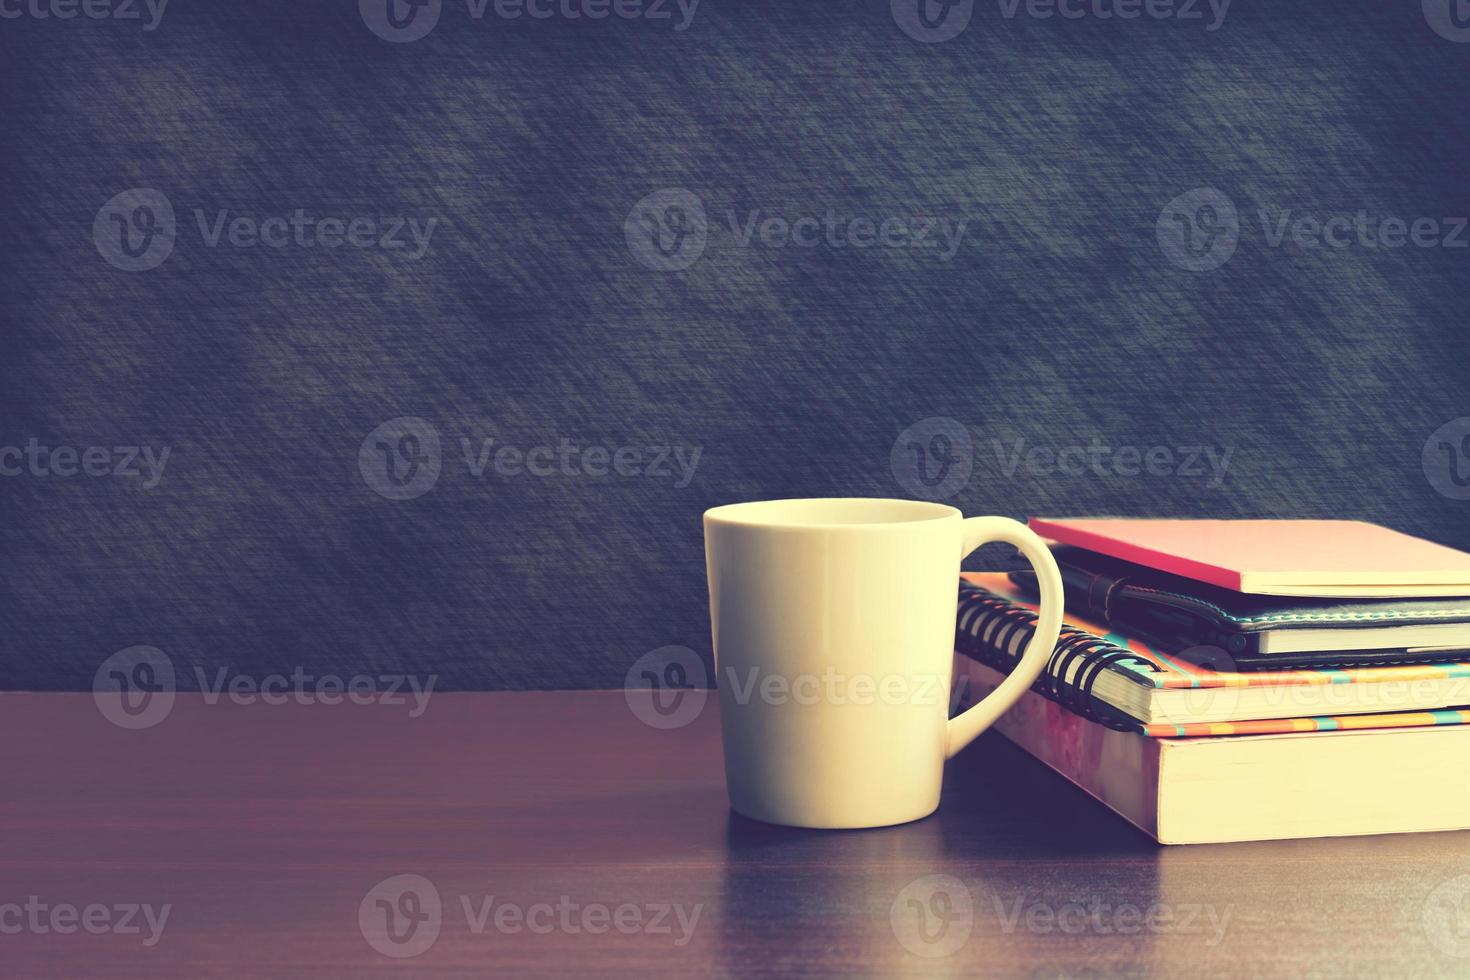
[{"x1": 1026, "y1": 518, "x2": 1470, "y2": 598}]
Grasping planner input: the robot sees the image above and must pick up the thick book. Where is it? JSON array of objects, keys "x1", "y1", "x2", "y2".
[
  {"x1": 954, "y1": 574, "x2": 1470, "y2": 843},
  {"x1": 1008, "y1": 546, "x2": 1470, "y2": 668},
  {"x1": 956, "y1": 574, "x2": 1470, "y2": 733},
  {"x1": 954, "y1": 656, "x2": 1470, "y2": 844},
  {"x1": 1027, "y1": 518, "x2": 1470, "y2": 598}
]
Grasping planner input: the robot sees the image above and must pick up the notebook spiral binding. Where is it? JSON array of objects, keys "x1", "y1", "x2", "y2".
[{"x1": 956, "y1": 582, "x2": 1160, "y2": 732}]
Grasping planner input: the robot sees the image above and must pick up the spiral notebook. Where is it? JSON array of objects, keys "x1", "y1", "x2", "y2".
[
  {"x1": 952, "y1": 643, "x2": 1470, "y2": 844},
  {"x1": 956, "y1": 574, "x2": 1470, "y2": 737}
]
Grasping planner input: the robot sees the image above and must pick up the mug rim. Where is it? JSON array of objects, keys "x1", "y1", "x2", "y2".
[{"x1": 703, "y1": 497, "x2": 960, "y2": 530}]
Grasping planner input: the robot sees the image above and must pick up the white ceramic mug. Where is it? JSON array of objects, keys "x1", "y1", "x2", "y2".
[{"x1": 704, "y1": 498, "x2": 1063, "y2": 829}]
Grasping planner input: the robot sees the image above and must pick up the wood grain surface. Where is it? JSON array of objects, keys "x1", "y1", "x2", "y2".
[{"x1": 3, "y1": 691, "x2": 1469, "y2": 977}]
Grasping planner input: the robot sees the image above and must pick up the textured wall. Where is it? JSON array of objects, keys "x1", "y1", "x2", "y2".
[{"x1": 1, "y1": 0, "x2": 1467, "y2": 691}]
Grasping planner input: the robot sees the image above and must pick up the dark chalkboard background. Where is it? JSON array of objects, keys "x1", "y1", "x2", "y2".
[{"x1": 1, "y1": 0, "x2": 1467, "y2": 691}]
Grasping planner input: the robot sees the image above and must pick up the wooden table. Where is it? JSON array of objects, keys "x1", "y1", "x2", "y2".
[{"x1": 3, "y1": 690, "x2": 1468, "y2": 977}]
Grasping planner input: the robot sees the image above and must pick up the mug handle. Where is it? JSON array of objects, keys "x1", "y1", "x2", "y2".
[{"x1": 945, "y1": 516, "x2": 1063, "y2": 759}]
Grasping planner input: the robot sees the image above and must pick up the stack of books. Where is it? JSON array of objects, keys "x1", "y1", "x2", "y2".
[{"x1": 952, "y1": 518, "x2": 1470, "y2": 845}]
